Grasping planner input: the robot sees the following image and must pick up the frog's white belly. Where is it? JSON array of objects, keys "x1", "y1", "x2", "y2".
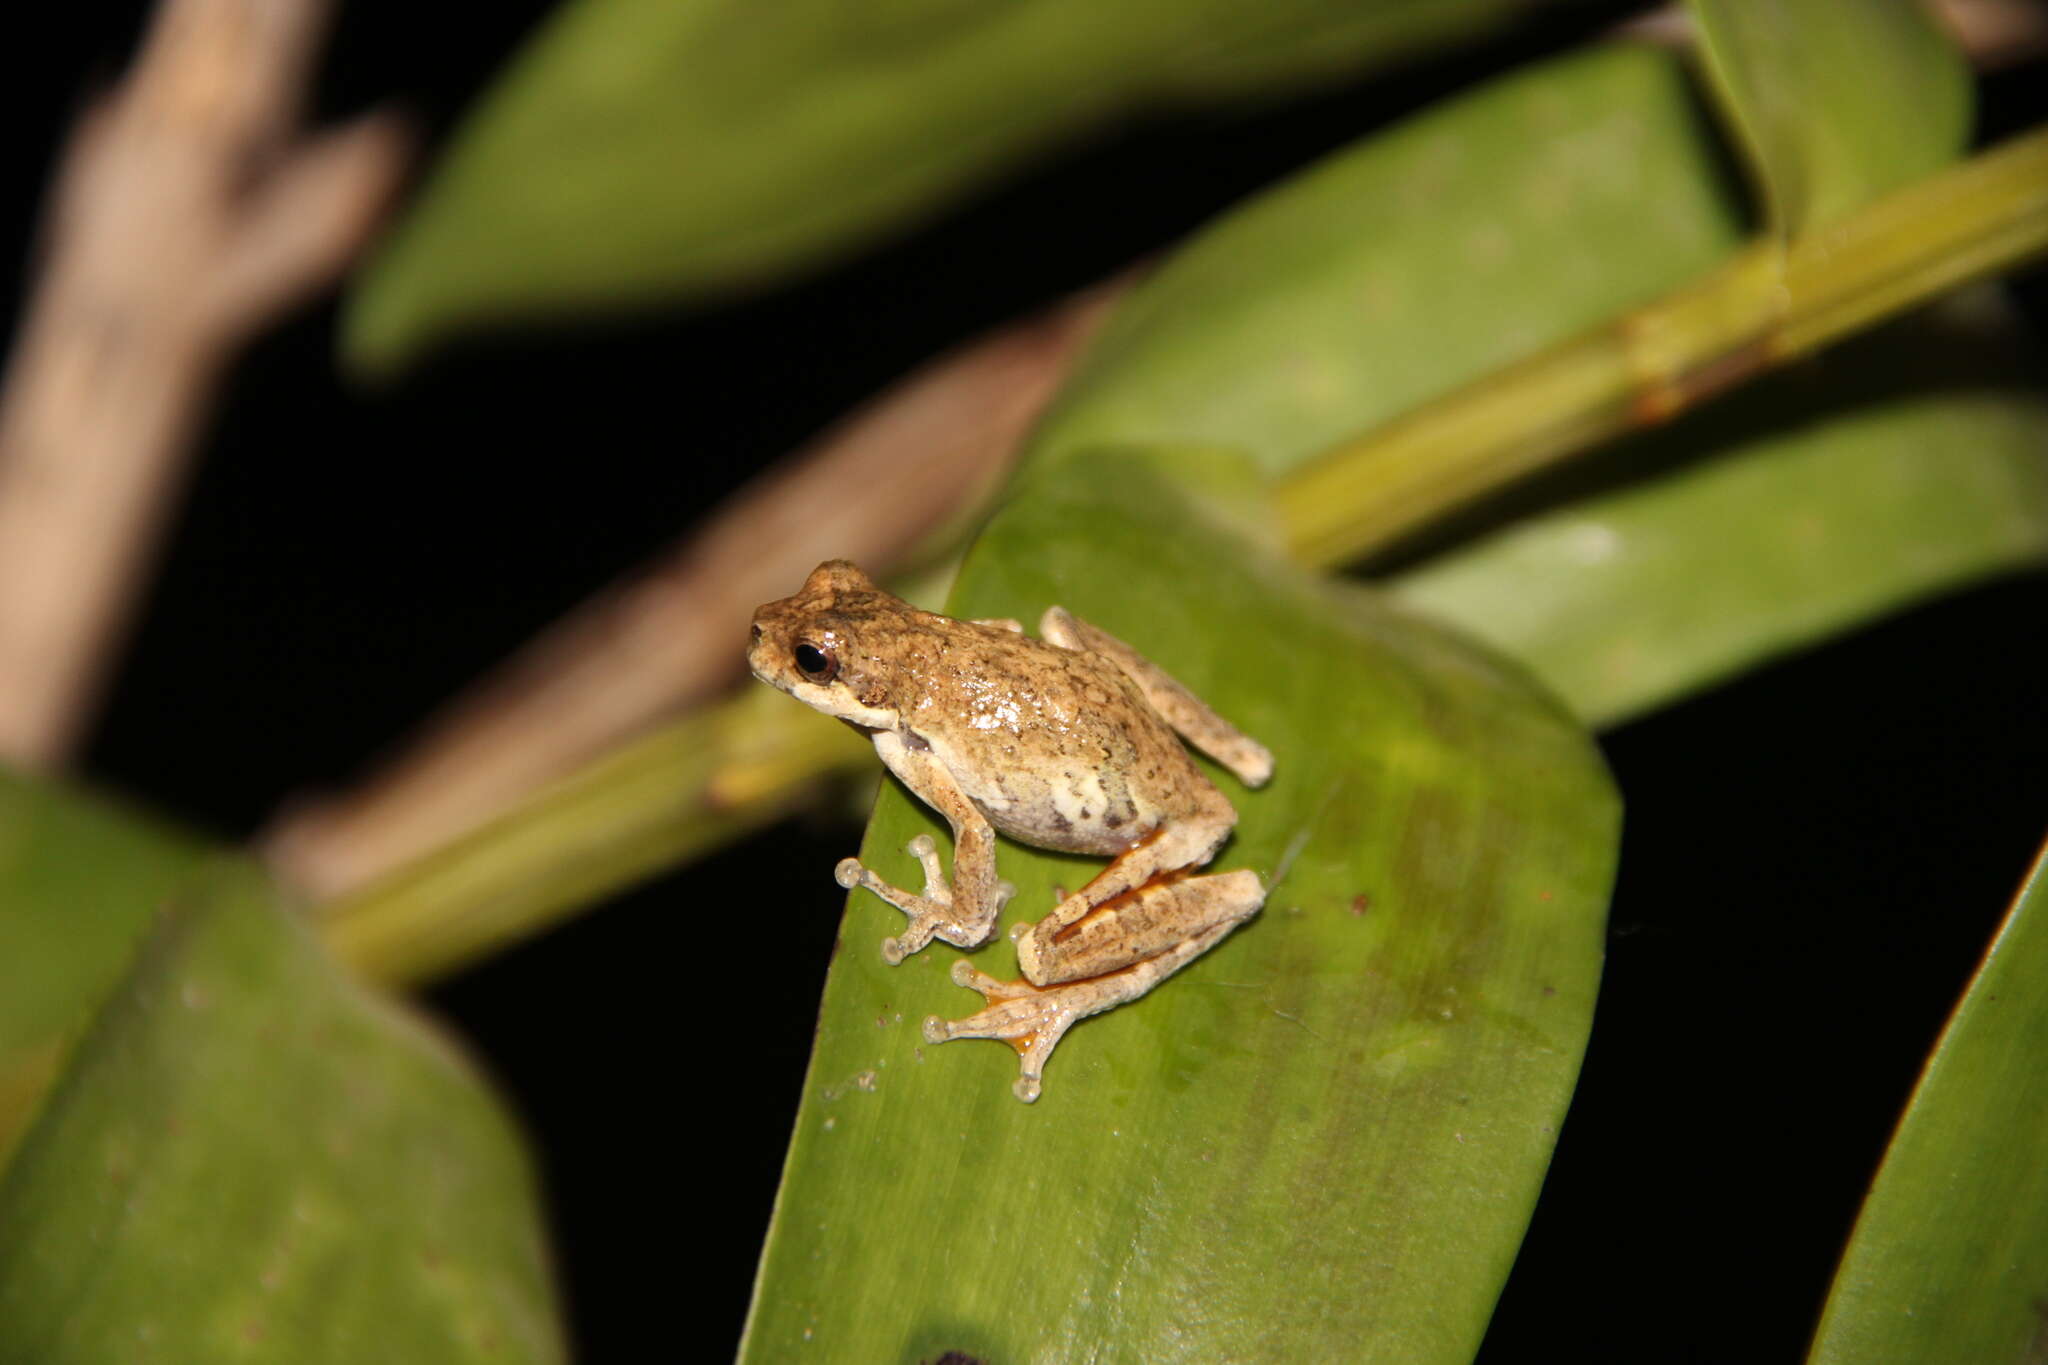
[{"x1": 922, "y1": 732, "x2": 1156, "y2": 857}]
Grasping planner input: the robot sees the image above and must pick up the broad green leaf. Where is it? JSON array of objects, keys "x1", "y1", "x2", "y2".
[
  {"x1": 1028, "y1": 44, "x2": 1748, "y2": 479},
  {"x1": 1388, "y1": 293, "x2": 2048, "y2": 727},
  {"x1": 0, "y1": 770, "x2": 206, "y2": 1170},
  {"x1": 0, "y1": 854, "x2": 563, "y2": 1362},
  {"x1": 345, "y1": 0, "x2": 1536, "y2": 374},
  {"x1": 1689, "y1": 0, "x2": 1970, "y2": 234},
  {"x1": 740, "y1": 450, "x2": 1619, "y2": 1361},
  {"x1": 1807, "y1": 837, "x2": 2048, "y2": 1363}
]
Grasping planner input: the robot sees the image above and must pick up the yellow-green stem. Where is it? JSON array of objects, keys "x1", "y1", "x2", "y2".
[
  {"x1": 1277, "y1": 124, "x2": 2048, "y2": 568},
  {"x1": 318, "y1": 692, "x2": 867, "y2": 986}
]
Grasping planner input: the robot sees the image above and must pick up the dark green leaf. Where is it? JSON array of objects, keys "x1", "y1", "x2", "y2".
[
  {"x1": 1028, "y1": 45, "x2": 1748, "y2": 478},
  {"x1": 1688, "y1": 0, "x2": 1970, "y2": 233},
  {"x1": 0, "y1": 770, "x2": 205, "y2": 1170},
  {"x1": 0, "y1": 854, "x2": 563, "y2": 1363},
  {"x1": 345, "y1": 0, "x2": 1538, "y2": 373}
]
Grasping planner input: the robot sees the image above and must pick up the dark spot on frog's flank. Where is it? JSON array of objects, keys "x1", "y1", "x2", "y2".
[
  {"x1": 1350, "y1": 894, "x2": 1372, "y2": 916},
  {"x1": 1049, "y1": 809, "x2": 1073, "y2": 834},
  {"x1": 1078, "y1": 807, "x2": 1091, "y2": 820},
  {"x1": 1104, "y1": 810, "x2": 1125, "y2": 829}
]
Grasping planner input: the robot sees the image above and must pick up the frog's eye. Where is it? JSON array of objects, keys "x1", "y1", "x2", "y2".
[{"x1": 793, "y1": 641, "x2": 837, "y2": 683}]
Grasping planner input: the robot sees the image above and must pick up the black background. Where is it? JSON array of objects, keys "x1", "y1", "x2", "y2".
[{"x1": 6, "y1": 5, "x2": 2047, "y2": 1361}]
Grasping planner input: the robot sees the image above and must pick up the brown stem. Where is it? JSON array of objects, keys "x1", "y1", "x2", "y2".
[
  {"x1": 0, "y1": 0, "x2": 406, "y2": 770},
  {"x1": 262, "y1": 277, "x2": 1127, "y2": 900}
]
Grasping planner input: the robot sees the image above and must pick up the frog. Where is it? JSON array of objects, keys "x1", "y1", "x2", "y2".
[{"x1": 748, "y1": 560, "x2": 1273, "y2": 1102}]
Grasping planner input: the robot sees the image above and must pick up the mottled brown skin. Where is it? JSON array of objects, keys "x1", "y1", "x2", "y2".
[
  {"x1": 749, "y1": 560, "x2": 1273, "y2": 1102},
  {"x1": 751, "y1": 562, "x2": 1226, "y2": 857}
]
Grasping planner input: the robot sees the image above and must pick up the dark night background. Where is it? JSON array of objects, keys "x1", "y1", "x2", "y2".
[{"x1": 6, "y1": 6, "x2": 2047, "y2": 1361}]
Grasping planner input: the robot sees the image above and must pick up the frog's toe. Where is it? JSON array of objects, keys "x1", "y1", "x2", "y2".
[
  {"x1": 906, "y1": 834, "x2": 936, "y2": 858},
  {"x1": 833, "y1": 858, "x2": 865, "y2": 889},
  {"x1": 880, "y1": 935, "x2": 909, "y2": 965},
  {"x1": 1012, "y1": 1074, "x2": 1043, "y2": 1104},
  {"x1": 921, "y1": 1014, "x2": 948, "y2": 1043}
]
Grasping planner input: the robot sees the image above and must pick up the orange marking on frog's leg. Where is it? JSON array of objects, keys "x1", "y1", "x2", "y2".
[
  {"x1": 1017, "y1": 817, "x2": 1227, "y2": 966},
  {"x1": 926, "y1": 910, "x2": 1251, "y2": 1102}
]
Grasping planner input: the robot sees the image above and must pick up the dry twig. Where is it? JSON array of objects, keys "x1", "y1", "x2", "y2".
[
  {"x1": 0, "y1": 0, "x2": 405, "y2": 768},
  {"x1": 263, "y1": 278, "x2": 1126, "y2": 900}
]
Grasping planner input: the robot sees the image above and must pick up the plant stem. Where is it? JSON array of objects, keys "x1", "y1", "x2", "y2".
[
  {"x1": 1276, "y1": 123, "x2": 2048, "y2": 568},
  {"x1": 316, "y1": 693, "x2": 867, "y2": 986}
]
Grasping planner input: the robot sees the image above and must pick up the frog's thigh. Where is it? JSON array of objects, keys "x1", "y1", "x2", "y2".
[
  {"x1": 1018, "y1": 868, "x2": 1263, "y2": 985},
  {"x1": 1026, "y1": 809, "x2": 1232, "y2": 945},
  {"x1": 1039, "y1": 607, "x2": 1272, "y2": 786}
]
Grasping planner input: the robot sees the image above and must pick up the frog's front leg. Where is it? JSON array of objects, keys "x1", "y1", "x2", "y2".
[
  {"x1": 835, "y1": 729, "x2": 1013, "y2": 963},
  {"x1": 926, "y1": 869, "x2": 1263, "y2": 1102}
]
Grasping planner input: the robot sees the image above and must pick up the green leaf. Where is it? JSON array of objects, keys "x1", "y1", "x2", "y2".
[
  {"x1": 345, "y1": 0, "x2": 1538, "y2": 374},
  {"x1": 740, "y1": 449, "x2": 1619, "y2": 1361},
  {"x1": 0, "y1": 848, "x2": 563, "y2": 1362},
  {"x1": 0, "y1": 770, "x2": 206, "y2": 1170},
  {"x1": 1028, "y1": 44, "x2": 1749, "y2": 479},
  {"x1": 1688, "y1": 0, "x2": 1970, "y2": 234},
  {"x1": 1807, "y1": 837, "x2": 2048, "y2": 1363},
  {"x1": 1019, "y1": 41, "x2": 2048, "y2": 728},
  {"x1": 1388, "y1": 293, "x2": 2048, "y2": 727}
]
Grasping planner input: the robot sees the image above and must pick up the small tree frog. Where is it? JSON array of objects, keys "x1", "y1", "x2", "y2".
[{"x1": 748, "y1": 561, "x2": 1273, "y2": 1102}]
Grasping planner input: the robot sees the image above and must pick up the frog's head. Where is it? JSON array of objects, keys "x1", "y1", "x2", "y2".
[{"x1": 748, "y1": 560, "x2": 906, "y2": 730}]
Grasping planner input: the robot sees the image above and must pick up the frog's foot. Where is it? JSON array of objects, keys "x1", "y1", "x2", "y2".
[
  {"x1": 921, "y1": 926, "x2": 1229, "y2": 1102},
  {"x1": 922, "y1": 961, "x2": 1085, "y2": 1103},
  {"x1": 836, "y1": 835, "x2": 1012, "y2": 963}
]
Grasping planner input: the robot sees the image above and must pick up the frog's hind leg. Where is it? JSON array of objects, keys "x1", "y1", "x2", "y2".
[
  {"x1": 925, "y1": 870, "x2": 1262, "y2": 1102},
  {"x1": 1013, "y1": 806, "x2": 1236, "y2": 970},
  {"x1": 1040, "y1": 606, "x2": 1272, "y2": 787}
]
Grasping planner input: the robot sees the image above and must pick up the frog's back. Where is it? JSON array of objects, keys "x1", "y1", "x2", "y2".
[{"x1": 913, "y1": 629, "x2": 1226, "y2": 857}]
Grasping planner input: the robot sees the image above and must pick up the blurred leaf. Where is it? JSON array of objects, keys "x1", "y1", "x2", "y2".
[
  {"x1": 0, "y1": 770, "x2": 206, "y2": 1170},
  {"x1": 1688, "y1": 0, "x2": 1969, "y2": 234},
  {"x1": 1024, "y1": 39, "x2": 2048, "y2": 722},
  {"x1": 1389, "y1": 292, "x2": 2048, "y2": 726},
  {"x1": 740, "y1": 449, "x2": 1619, "y2": 1361},
  {"x1": 346, "y1": 0, "x2": 1537, "y2": 373},
  {"x1": 1806, "y1": 837, "x2": 2048, "y2": 1364},
  {"x1": 0, "y1": 849, "x2": 563, "y2": 1362},
  {"x1": 1029, "y1": 44, "x2": 1749, "y2": 479}
]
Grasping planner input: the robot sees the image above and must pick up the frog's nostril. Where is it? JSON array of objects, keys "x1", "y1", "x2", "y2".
[{"x1": 750, "y1": 623, "x2": 763, "y2": 643}]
